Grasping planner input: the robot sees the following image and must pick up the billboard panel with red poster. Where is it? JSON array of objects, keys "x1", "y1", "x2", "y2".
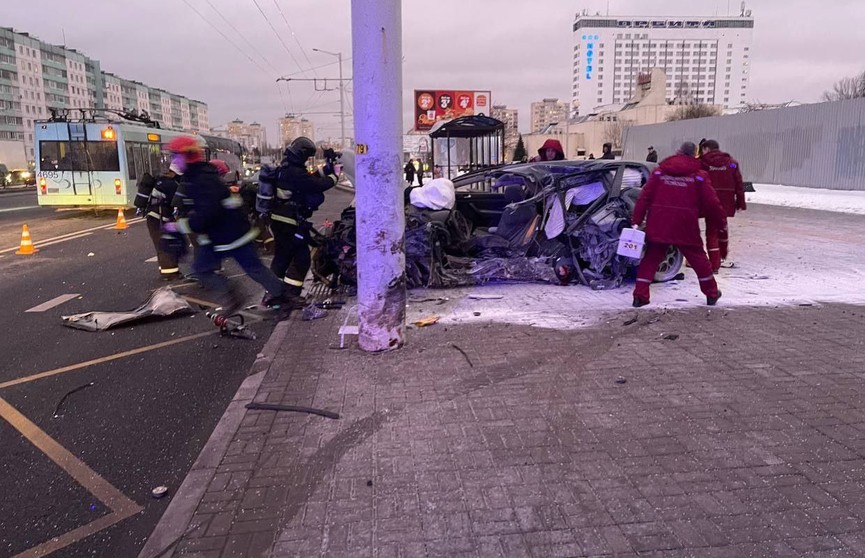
[{"x1": 414, "y1": 89, "x2": 492, "y2": 131}]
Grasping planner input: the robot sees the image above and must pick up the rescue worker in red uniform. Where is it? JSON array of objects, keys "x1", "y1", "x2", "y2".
[
  {"x1": 631, "y1": 142, "x2": 728, "y2": 307},
  {"x1": 700, "y1": 139, "x2": 746, "y2": 271}
]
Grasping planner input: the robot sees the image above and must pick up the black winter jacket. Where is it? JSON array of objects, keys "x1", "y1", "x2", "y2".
[{"x1": 181, "y1": 162, "x2": 253, "y2": 249}]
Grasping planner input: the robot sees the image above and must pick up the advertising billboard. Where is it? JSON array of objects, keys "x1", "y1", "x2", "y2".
[{"x1": 414, "y1": 90, "x2": 492, "y2": 132}]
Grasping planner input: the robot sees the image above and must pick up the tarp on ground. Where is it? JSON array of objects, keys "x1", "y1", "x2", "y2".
[{"x1": 62, "y1": 287, "x2": 194, "y2": 331}]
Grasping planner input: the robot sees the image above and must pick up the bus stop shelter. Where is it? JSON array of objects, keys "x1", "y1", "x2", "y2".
[{"x1": 429, "y1": 114, "x2": 505, "y2": 180}]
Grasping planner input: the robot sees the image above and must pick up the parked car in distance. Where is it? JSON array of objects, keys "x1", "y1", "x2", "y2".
[{"x1": 5, "y1": 168, "x2": 36, "y2": 187}]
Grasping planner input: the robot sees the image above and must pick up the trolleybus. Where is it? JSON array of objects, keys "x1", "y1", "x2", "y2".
[{"x1": 34, "y1": 109, "x2": 243, "y2": 208}]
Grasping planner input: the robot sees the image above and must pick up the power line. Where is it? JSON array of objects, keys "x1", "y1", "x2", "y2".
[
  {"x1": 249, "y1": 0, "x2": 306, "y2": 75},
  {"x1": 180, "y1": 0, "x2": 272, "y2": 77},
  {"x1": 271, "y1": 0, "x2": 317, "y2": 76},
  {"x1": 203, "y1": 0, "x2": 281, "y2": 75}
]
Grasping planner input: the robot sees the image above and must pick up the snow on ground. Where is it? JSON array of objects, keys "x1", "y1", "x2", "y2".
[
  {"x1": 748, "y1": 183, "x2": 865, "y2": 216},
  {"x1": 405, "y1": 189, "x2": 865, "y2": 330}
]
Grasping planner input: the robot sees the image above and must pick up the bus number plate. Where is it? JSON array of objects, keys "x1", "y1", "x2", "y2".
[{"x1": 38, "y1": 171, "x2": 60, "y2": 179}]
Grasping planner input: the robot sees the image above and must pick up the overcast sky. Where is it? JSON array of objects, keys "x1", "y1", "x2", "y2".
[{"x1": 5, "y1": 0, "x2": 863, "y2": 144}]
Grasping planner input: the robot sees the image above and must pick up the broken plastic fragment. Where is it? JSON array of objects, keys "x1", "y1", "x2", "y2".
[{"x1": 413, "y1": 316, "x2": 440, "y2": 327}]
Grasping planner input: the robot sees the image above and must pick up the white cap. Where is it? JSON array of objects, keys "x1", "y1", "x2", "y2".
[{"x1": 169, "y1": 162, "x2": 183, "y2": 175}]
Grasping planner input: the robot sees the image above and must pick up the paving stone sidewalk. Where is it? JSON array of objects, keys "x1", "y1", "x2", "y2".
[{"x1": 140, "y1": 299, "x2": 865, "y2": 557}]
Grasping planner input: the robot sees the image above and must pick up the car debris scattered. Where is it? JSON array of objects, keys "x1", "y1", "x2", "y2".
[
  {"x1": 61, "y1": 287, "x2": 194, "y2": 331},
  {"x1": 413, "y1": 316, "x2": 440, "y2": 327},
  {"x1": 245, "y1": 402, "x2": 340, "y2": 420},
  {"x1": 53, "y1": 382, "x2": 95, "y2": 419}
]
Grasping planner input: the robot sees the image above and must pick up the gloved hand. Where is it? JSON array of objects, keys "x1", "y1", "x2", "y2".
[
  {"x1": 736, "y1": 196, "x2": 747, "y2": 211},
  {"x1": 135, "y1": 208, "x2": 144, "y2": 217},
  {"x1": 322, "y1": 161, "x2": 335, "y2": 177}
]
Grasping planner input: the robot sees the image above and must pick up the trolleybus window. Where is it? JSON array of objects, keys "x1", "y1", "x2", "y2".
[{"x1": 39, "y1": 141, "x2": 120, "y2": 172}]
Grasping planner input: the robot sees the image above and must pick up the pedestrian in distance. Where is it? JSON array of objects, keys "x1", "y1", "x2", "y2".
[
  {"x1": 530, "y1": 138, "x2": 565, "y2": 162},
  {"x1": 631, "y1": 142, "x2": 728, "y2": 308},
  {"x1": 587, "y1": 153, "x2": 595, "y2": 160},
  {"x1": 134, "y1": 163, "x2": 183, "y2": 280},
  {"x1": 415, "y1": 159, "x2": 424, "y2": 186},
  {"x1": 404, "y1": 159, "x2": 416, "y2": 185},
  {"x1": 599, "y1": 142, "x2": 615, "y2": 160},
  {"x1": 700, "y1": 139, "x2": 746, "y2": 272},
  {"x1": 646, "y1": 145, "x2": 658, "y2": 163},
  {"x1": 258, "y1": 136, "x2": 339, "y2": 305},
  {"x1": 166, "y1": 136, "x2": 289, "y2": 314}
]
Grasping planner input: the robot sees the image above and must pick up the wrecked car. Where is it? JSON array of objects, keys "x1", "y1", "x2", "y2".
[{"x1": 312, "y1": 160, "x2": 683, "y2": 290}]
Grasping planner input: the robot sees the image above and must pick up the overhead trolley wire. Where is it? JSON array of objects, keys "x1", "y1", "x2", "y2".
[
  {"x1": 249, "y1": 0, "x2": 308, "y2": 76},
  {"x1": 203, "y1": 0, "x2": 281, "y2": 76},
  {"x1": 271, "y1": 0, "x2": 318, "y2": 76},
  {"x1": 180, "y1": 0, "x2": 272, "y2": 77}
]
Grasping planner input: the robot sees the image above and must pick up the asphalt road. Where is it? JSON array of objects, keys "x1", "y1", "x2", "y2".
[{"x1": 0, "y1": 187, "x2": 354, "y2": 557}]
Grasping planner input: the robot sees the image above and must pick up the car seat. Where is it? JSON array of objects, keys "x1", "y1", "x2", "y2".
[{"x1": 487, "y1": 184, "x2": 540, "y2": 250}]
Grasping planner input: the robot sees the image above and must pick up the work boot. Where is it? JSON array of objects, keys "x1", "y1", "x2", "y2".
[
  {"x1": 160, "y1": 272, "x2": 184, "y2": 282},
  {"x1": 707, "y1": 291, "x2": 722, "y2": 306},
  {"x1": 632, "y1": 296, "x2": 650, "y2": 308}
]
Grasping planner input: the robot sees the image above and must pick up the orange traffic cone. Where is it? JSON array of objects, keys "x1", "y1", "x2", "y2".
[
  {"x1": 112, "y1": 208, "x2": 128, "y2": 230},
  {"x1": 15, "y1": 224, "x2": 38, "y2": 255}
]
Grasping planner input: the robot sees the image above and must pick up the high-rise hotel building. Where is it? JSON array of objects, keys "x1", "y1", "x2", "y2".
[{"x1": 572, "y1": 9, "x2": 754, "y2": 115}]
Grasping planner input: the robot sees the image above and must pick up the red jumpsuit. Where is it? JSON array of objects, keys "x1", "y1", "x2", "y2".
[
  {"x1": 700, "y1": 150, "x2": 746, "y2": 271},
  {"x1": 631, "y1": 154, "x2": 728, "y2": 305}
]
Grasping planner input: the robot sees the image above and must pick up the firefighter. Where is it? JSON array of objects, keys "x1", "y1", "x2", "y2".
[
  {"x1": 260, "y1": 137, "x2": 338, "y2": 304},
  {"x1": 134, "y1": 162, "x2": 183, "y2": 280},
  {"x1": 700, "y1": 139, "x2": 746, "y2": 272},
  {"x1": 166, "y1": 136, "x2": 288, "y2": 312},
  {"x1": 631, "y1": 142, "x2": 728, "y2": 308}
]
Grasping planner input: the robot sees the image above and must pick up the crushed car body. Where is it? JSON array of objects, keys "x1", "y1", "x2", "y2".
[{"x1": 312, "y1": 160, "x2": 683, "y2": 290}]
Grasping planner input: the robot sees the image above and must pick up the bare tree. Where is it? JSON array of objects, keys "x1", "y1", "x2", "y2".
[
  {"x1": 603, "y1": 119, "x2": 632, "y2": 151},
  {"x1": 823, "y1": 71, "x2": 865, "y2": 102},
  {"x1": 666, "y1": 104, "x2": 722, "y2": 122}
]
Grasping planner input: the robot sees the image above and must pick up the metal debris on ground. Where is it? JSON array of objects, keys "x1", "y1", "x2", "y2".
[
  {"x1": 615, "y1": 376, "x2": 627, "y2": 384},
  {"x1": 245, "y1": 402, "x2": 340, "y2": 419},
  {"x1": 450, "y1": 343, "x2": 474, "y2": 367},
  {"x1": 151, "y1": 486, "x2": 169, "y2": 499},
  {"x1": 408, "y1": 297, "x2": 449, "y2": 304},
  {"x1": 53, "y1": 382, "x2": 95, "y2": 418},
  {"x1": 207, "y1": 311, "x2": 256, "y2": 340},
  {"x1": 413, "y1": 316, "x2": 440, "y2": 327},
  {"x1": 302, "y1": 304, "x2": 328, "y2": 321},
  {"x1": 662, "y1": 333, "x2": 680, "y2": 340},
  {"x1": 623, "y1": 316, "x2": 638, "y2": 326},
  {"x1": 467, "y1": 294, "x2": 504, "y2": 300},
  {"x1": 61, "y1": 287, "x2": 194, "y2": 331}
]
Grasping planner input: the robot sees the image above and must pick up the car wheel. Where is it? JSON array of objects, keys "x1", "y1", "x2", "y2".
[{"x1": 654, "y1": 246, "x2": 683, "y2": 282}]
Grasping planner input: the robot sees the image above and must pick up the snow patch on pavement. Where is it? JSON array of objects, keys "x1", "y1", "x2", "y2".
[
  {"x1": 749, "y1": 184, "x2": 865, "y2": 216},
  {"x1": 406, "y1": 192, "x2": 865, "y2": 330}
]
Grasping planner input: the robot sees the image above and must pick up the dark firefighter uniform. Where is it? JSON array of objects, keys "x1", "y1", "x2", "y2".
[
  {"x1": 700, "y1": 145, "x2": 746, "y2": 271},
  {"x1": 631, "y1": 146, "x2": 728, "y2": 307},
  {"x1": 135, "y1": 170, "x2": 181, "y2": 279},
  {"x1": 267, "y1": 137, "x2": 338, "y2": 298}
]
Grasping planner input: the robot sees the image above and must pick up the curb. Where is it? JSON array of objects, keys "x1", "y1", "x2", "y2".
[{"x1": 137, "y1": 317, "x2": 295, "y2": 558}]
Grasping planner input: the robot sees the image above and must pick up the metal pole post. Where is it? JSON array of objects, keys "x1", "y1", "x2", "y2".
[
  {"x1": 351, "y1": 0, "x2": 405, "y2": 351},
  {"x1": 338, "y1": 52, "x2": 346, "y2": 150}
]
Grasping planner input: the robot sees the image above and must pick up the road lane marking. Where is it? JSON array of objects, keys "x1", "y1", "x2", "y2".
[
  {"x1": 26, "y1": 294, "x2": 81, "y2": 313},
  {"x1": 0, "y1": 396, "x2": 142, "y2": 558},
  {"x1": 0, "y1": 331, "x2": 215, "y2": 390},
  {"x1": 0, "y1": 205, "x2": 40, "y2": 213},
  {"x1": 145, "y1": 256, "x2": 157, "y2": 263},
  {"x1": 32, "y1": 232, "x2": 93, "y2": 248},
  {"x1": 0, "y1": 217, "x2": 144, "y2": 255}
]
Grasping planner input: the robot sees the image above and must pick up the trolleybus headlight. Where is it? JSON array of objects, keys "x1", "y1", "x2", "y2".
[{"x1": 114, "y1": 178, "x2": 122, "y2": 195}]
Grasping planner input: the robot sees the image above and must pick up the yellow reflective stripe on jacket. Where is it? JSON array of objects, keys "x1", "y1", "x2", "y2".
[
  {"x1": 270, "y1": 214, "x2": 298, "y2": 226},
  {"x1": 176, "y1": 218, "x2": 192, "y2": 234},
  {"x1": 213, "y1": 228, "x2": 259, "y2": 252}
]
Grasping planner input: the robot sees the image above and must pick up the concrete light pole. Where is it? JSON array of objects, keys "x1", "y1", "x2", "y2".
[
  {"x1": 312, "y1": 48, "x2": 345, "y2": 150},
  {"x1": 351, "y1": 0, "x2": 405, "y2": 351}
]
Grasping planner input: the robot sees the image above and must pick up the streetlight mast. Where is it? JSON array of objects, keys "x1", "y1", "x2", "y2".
[{"x1": 312, "y1": 48, "x2": 346, "y2": 150}]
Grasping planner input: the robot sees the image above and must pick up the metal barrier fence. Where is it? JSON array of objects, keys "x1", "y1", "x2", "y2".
[{"x1": 622, "y1": 98, "x2": 865, "y2": 191}]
